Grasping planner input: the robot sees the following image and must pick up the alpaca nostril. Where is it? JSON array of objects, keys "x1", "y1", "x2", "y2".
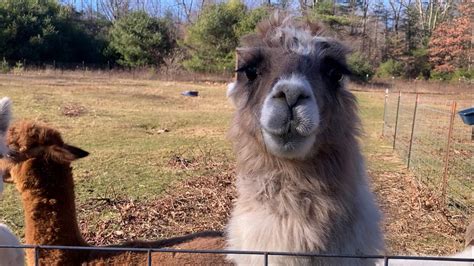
[
  {"x1": 273, "y1": 91, "x2": 286, "y2": 100},
  {"x1": 297, "y1": 94, "x2": 309, "y2": 102},
  {"x1": 289, "y1": 94, "x2": 310, "y2": 109}
]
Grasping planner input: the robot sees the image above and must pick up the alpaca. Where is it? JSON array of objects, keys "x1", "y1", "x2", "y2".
[
  {"x1": 225, "y1": 14, "x2": 383, "y2": 265},
  {"x1": 0, "y1": 97, "x2": 24, "y2": 266},
  {"x1": 0, "y1": 97, "x2": 12, "y2": 194},
  {"x1": 0, "y1": 120, "x2": 228, "y2": 265}
]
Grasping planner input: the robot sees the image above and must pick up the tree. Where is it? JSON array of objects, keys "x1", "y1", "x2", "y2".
[
  {"x1": 348, "y1": 52, "x2": 375, "y2": 82},
  {"x1": 182, "y1": 1, "x2": 268, "y2": 73},
  {"x1": 99, "y1": 0, "x2": 131, "y2": 21},
  {"x1": 428, "y1": 2, "x2": 472, "y2": 74},
  {"x1": 414, "y1": 0, "x2": 455, "y2": 37},
  {"x1": 0, "y1": 0, "x2": 108, "y2": 63},
  {"x1": 307, "y1": 0, "x2": 351, "y2": 33},
  {"x1": 109, "y1": 11, "x2": 177, "y2": 67}
]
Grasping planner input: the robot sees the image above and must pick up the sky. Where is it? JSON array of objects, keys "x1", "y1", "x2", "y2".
[{"x1": 64, "y1": 0, "x2": 390, "y2": 19}]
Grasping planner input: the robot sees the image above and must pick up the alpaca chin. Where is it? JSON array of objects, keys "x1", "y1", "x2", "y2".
[{"x1": 262, "y1": 130, "x2": 316, "y2": 159}]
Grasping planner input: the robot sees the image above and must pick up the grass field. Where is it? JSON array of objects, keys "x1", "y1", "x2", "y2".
[{"x1": 0, "y1": 73, "x2": 469, "y2": 255}]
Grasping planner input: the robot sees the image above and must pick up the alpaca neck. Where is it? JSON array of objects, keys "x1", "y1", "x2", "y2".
[
  {"x1": 233, "y1": 132, "x2": 362, "y2": 218},
  {"x1": 20, "y1": 161, "x2": 87, "y2": 247}
]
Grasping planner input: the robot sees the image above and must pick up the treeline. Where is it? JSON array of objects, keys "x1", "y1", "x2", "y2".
[{"x1": 0, "y1": 0, "x2": 472, "y2": 82}]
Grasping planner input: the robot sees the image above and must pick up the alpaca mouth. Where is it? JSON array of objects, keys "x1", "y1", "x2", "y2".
[
  {"x1": 261, "y1": 126, "x2": 316, "y2": 159},
  {"x1": 262, "y1": 114, "x2": 317, "y2": 138}
]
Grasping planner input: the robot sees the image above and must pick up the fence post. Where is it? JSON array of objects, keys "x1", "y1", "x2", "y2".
[
  {"x1": 407, "y1": 94, "x2": 419, "y2": 169},
  {"x1": 264, "y1": 252, "x2": 269, "y2": 266},
  {"x1": 35, "y1": 246, "x2": 40, "y2": 266},
  {"x1": 234, "y1": 50, "x2": 239, "y2": 82},
  {"x1": 392, "y1": 91, "x2": 401, "y2": 150},
  {"x1": 382, "y1": 89, "x2": 388, "y2": 137},
  {"x1": 147, "y1": 249, "x2": 152, "y2": 266},
  {"x1": 441, "y1": 101, "x2": 457, "y2": 206}
]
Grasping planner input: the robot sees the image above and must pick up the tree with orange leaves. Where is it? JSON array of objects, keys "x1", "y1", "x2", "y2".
[{"x1": 428, "y1": 2, "x2": 473, "y2": 74}]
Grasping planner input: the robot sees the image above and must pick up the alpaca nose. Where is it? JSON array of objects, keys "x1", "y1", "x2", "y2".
[{"x1": 272, "y1": 83, "x2": 310, "y2": 109}]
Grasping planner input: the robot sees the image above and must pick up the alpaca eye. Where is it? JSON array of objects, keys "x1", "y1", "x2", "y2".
[
  {"x1": 236, "y1": 65, "x2": 258, "y2": 82},
  {"x1": 328, "y1": 69, "x2": 343, "y2": 82},
  {"x1": 244, "y1": 67, "x2": 258, "y2": 81}
]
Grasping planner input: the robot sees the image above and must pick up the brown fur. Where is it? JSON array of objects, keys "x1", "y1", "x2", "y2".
[{"x1": 1, "y1": 120, "x2": 228, "y2": 265}]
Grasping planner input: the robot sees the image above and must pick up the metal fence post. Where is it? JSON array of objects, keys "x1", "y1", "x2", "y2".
[
  {"x1": 148, "y1": 249, "x2": 152, "y2": 266},
  {"x1": 35, "y1": 246, "x2": 40, "y2": 266},
  {"x1": 407, "y1": 94, "x2": 419, "y2": 169},
  {"x1": 264, "y1": 252, "x2": 269, "y2": 266},
  {"x1": 382, "y1": 89, "x2": 388, "y2": 137},
  {"x1": 392, "y1": 91, "x2": 401, "y2": 150},
  {"x1": 441, "y1": 101, "x2": 457, "y2": 206}
]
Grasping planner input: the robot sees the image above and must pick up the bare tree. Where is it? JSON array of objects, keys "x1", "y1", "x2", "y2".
[
  {"x1": 175, "y1": 0, "x2": 195, "y2": 23},
  {"x1": 99, "y1": 0, "x2": 131, "y2": 21},
  {"x1": 360, "y1": 0, "x2": 371, "y2": 52},
  {"x1": 388, "y1": 0, "x2": 403, "y2": 33},
  {"x1": 415, "y1": 0, "x2": 454, "y2": 36}
]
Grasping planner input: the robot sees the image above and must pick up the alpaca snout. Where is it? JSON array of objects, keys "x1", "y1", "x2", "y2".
[
  {"x1": 271, "y1": 83, "x2": 311, "y2": 110},
  {"x1": 261, "y1": 75, "x2": 320, "y2": 138}
]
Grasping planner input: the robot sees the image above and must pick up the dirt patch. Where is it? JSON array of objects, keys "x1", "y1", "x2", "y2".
[{"x1": 61, "y1": 102, "x2": 87, "y2": 117}]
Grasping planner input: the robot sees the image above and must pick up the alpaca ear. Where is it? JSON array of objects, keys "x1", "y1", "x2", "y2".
[
  {"x1": 64, "y1": 144, "x2": 89, "y2": 159},
  {"x1": 47, "y1": 144, "x2": 89, "y2": 163},
  {"x1": 2, "y1": 171, "x2": 13, "y2": 184},
  {"x1": 235, "y1": 47, "x2": 261, "y2": 68}
]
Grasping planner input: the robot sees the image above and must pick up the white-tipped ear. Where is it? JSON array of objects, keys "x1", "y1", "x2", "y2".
[
  {"x1": 226, "y1": 82, "x2": 237, "y2": 107},
  {"x1": 0, "y1": 97, "x2": 12, "y2": 134}
]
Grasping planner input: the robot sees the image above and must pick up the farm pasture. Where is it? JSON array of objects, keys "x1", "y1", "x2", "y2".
[{"x1": 0, "y1": 73, "x2": 469, "y2": 256}]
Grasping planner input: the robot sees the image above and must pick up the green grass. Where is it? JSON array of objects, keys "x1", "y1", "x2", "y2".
[{"x1": 0, "y1": 74, "x2": 234, "y2": 235}]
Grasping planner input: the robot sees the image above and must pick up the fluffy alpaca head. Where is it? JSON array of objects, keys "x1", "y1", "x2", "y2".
[
  {"x1": 0, "y1": 97, "x2": 12, "y2": 195},
  {"x1": 227, "y1": 13, "x2": 355, "y2": 160},
  {"x1": 0, "y1": 120, "x2": 89, "y2": 188}
]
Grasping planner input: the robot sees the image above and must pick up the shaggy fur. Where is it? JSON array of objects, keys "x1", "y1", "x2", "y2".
[
  {"x1": 0, "y1": 97, "x2": 12, "y2": 194},
  {"x1": 226, "y1": 13, "x2": 383, "y2": 265},
  {"x1": 1, "y1": 120, "x2": 227, "y2": 266},
  {"x1": 0, "y1": 97, "x2": 24, "y2": 266}
]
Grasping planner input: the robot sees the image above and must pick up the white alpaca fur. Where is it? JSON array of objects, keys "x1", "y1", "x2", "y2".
[
  {"x1": 0, "y1": 224, "x2": 24, "y2": 266},
  {"x1": 226, "y1": 159, "x2": 382, "y2": 265},
  {"x1": 0, "y1": 97, "x2": 23, "y2": 266},
  {"x1": 0, "y1": 97, "x2": 12, "y2": 195}
]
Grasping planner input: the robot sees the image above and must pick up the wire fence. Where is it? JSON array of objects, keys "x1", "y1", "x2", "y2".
[
  {"x1": 382, "y1": 90, "x2": 473, "y2": 215},
  {"x1": 0, "y1": 244, "x2": 473, "y2": 265}
]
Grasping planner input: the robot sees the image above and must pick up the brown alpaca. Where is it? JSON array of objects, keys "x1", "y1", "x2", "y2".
[
  {"x1": 225, "y1": 13, "x2": 383, "y2": 265},
  {"x1": 1, "y1": 120, "x2": 227, "y2": 266}
]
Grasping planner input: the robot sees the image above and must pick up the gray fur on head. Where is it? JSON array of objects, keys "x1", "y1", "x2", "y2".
[{"x1": 226, "y1": 13, "x2": 384, "y2": 265}]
